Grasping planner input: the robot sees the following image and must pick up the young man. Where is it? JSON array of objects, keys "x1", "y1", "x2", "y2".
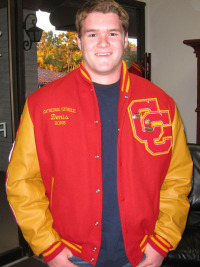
[{"x1": 6, "y1": 0, "x2": 193, "y2": 266}]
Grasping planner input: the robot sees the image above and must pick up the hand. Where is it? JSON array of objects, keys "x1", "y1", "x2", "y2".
[
  {"x1": 47, "y1": 247, "x2": 78, "y2": 267},
  {"x1": 136, "y1": 243, "x2": 164, "y2": 267}
]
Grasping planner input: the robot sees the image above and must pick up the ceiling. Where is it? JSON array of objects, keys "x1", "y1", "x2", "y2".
[
  {"x1": 22, "y1": 0, "x2": 96, "y2": 31},
  {"x1": 23, "y1": 0, "x2": 86, "y2": 13},
  {"x1": 23, "y1": 0, "x2": 145, "y2": 34}
]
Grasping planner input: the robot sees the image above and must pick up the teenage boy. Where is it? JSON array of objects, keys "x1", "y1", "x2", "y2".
[{"x1": 6, "y1": 1, "x2": 192, "y2": 266}]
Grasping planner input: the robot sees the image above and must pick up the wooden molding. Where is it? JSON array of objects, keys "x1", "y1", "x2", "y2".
[{"x1": 183, "y1": 39, "x2": 200, "y2": 144}]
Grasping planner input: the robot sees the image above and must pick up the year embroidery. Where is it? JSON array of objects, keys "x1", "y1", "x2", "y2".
[{"x1": 128, "y1": 98, "x2": 172, "y2": 156}]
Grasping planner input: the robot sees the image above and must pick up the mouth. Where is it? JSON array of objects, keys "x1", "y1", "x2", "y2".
[{"x1": 95, "y1": 52, "x2": 112, "y2": 56}]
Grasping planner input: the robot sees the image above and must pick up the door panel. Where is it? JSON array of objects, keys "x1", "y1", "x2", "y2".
[{"x1": 0, "y1": 0, "x2": 19, "y2": 257}]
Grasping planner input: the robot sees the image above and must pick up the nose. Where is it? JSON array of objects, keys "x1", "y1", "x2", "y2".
[{"x1": 97, "y1": 34, "x2": 109, "y2": 47}]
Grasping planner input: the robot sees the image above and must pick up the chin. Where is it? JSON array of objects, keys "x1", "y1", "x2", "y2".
[{"x1": 95, "y1": 63, "x2": 113, "y2": 71}]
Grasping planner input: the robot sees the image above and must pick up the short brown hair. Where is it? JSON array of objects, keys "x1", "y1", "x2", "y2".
[{"x1": 76, "y1": 0, "x2": 129, "y2": 37}]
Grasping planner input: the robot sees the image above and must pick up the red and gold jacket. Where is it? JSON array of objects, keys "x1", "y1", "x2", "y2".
[{"x1": 6, "y1": 62, "x2": 193, "y2": 267}]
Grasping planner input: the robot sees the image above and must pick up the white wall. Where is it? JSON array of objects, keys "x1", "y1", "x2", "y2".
[{"x1": 145, "y1": 0, "x2": 200, "y2": 143}]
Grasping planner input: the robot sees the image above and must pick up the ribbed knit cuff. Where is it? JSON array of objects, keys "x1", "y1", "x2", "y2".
[
  {"x1": 42, "y1": 241, "x2": 65, "y2": 262},
  {"x1": 140, "y1": 233, "x2": 173, "y2": 257},
  {"x1": 148, "y1": 233, "x2": 173, "y2": 257}
]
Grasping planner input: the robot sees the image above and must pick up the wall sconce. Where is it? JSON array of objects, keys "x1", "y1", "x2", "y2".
[{"x1": 23, "y1": 13, "x2": 43, "y2": 51}]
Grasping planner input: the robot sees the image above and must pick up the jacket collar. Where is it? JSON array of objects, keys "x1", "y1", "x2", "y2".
[{"x1": 80, "y1": 61, "x2": 130, "y2": 94}]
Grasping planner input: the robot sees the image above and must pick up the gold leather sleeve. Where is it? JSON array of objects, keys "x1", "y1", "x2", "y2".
[
  {"x1": 6, "y1": 100, "x2": 61, "y2": 256},
  {"x1": 154, "y1": 105, "x2": 193, "y2": 250}
]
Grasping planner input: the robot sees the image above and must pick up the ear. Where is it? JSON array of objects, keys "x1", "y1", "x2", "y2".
[
  {"x1": 124, "y1": 32, "x2": 129, "y2": 49},
  {"x1": 77, "y1": 35, "x2": 82, "y2": 51}
]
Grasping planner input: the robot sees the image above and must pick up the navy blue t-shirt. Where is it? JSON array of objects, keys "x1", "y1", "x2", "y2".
[{"x1": 94, "y1": 81, "x2": 129, "y2": 267}]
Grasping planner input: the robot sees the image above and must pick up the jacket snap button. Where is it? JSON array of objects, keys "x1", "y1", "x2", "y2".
[
  {"x1": 96, "y1": 189, "x2": 100, "y2": 193},
  {"x1": 93, "y1": 247, "x2": 97, "y2": 251},
  {"x1": 95, "y1": 222, "x2": 99, "y2": 226},
  {"x1": 91, "y1": 258, "x2": 94, "y2": 261},
  {"x1": 95, "y1": 155, "x2": 100, "y2": 159}
]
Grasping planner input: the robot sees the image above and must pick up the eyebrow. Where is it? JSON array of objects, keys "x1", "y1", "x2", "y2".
[{"x1": 84, "y1": 28, "x2": 121, "y2": 33}]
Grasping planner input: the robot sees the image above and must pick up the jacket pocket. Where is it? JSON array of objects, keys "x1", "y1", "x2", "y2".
[{"x1": 50, "y1": 177, "x2": 55, "y2": 211}]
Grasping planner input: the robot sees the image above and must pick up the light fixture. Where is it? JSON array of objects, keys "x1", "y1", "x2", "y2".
[{"x1": 23, "y1": 13, "x2": 43, "y2": 51}]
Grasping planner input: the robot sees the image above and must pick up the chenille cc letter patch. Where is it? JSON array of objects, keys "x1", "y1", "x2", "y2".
[{"x1": 128, "y1": 98, "x2": 172, "y2": 156}]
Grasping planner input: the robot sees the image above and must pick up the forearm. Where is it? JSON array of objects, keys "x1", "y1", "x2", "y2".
[
  {"x1": 154, "y1": 105, "x2": 193, "y2": 250},
  {"x1": 6, "y1": 100, "x2": 61, "y2": 256}
]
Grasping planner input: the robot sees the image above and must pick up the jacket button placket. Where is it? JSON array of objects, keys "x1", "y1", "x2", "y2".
[{"x1": 93, "y1": 106, "x2": 101, "y2": 260}]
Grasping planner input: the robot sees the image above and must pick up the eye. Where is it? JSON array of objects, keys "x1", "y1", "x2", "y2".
[
  {"x1": 89, "y1": 33, "x2": 96, "y2": 37},
  {"x1": 110, "y1": 32, "x2": 117, "y2": 37}
]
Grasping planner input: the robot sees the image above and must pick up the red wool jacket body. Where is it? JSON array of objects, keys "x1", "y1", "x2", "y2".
[{"x1": 6, "y1": 62, "x2": 193, "y2": 267}]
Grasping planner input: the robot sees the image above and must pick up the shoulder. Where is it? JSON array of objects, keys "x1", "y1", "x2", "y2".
[
  {"x1": 129, "y1": 73, "x2": 175, "y2": 106},
  {"x1": 128, "y1": 74, "x2": 176, "y2": 121}
]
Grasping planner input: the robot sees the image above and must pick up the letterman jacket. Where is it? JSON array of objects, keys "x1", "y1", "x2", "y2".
[{"x1": 6, "y1": 61, "x2": 193, "y2": 267}]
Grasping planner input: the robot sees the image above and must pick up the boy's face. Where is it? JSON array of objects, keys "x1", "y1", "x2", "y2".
[{"x1": 77, "y1": 12, "x2": 128, "y2": 84}]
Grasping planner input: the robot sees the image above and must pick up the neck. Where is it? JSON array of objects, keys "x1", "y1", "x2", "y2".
[
  {"x1": 91, "y1": 71, "x2": 121, "y2": 85},
  {"x1": 82, "y1": 62, "x2": 122, "y2": 85}
]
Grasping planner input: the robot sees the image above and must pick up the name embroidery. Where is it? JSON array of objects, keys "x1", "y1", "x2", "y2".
[
  {"x1": 43, "y1": 106, "x2": 76, "y2": 126},
  {"x1": 128, "y1": 98, "x2": 172, "y2": 156}
]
